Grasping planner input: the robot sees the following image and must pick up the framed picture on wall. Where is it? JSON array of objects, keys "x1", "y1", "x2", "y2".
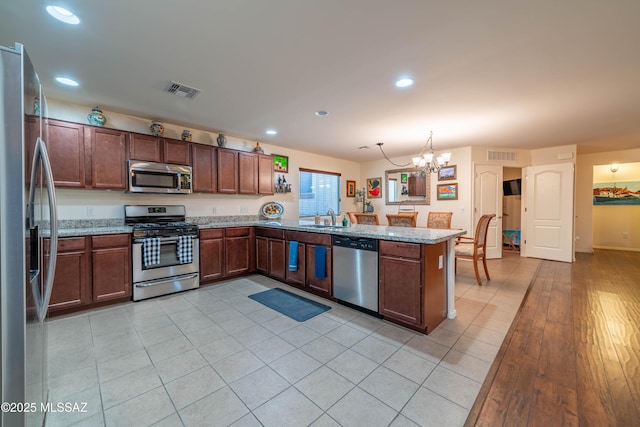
[
  {"x1": 273, "y1": 155, "x2": 289, "y2": 173},
  {"x1": 346, "y1": 180, "x2": 356, "y2": 197},
  {"x1": 367, "y1": 177, "x2": 382, "y2": 198},
  {"x1": 438, "y1": 165, "x2": 456, "y2": 181},
  {"x1": 437, "y1": 183, "x2": 458, "y2": 200},
  {"x1": 401, "y1": 173, "x2": 408, "y2": 183}
]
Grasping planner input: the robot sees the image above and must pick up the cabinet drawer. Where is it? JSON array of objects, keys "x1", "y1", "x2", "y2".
[
  {"x1": 379, "y1": 240, "x2": 421, "y2": 259},
  {"x1": 91, "y1": 234, "x2": 130, "y2": 249},
  {"x1": 256, "y1": 227, "x2": 285, "y2": 239},
  {"x1": 200, "y1": 228, "x2": 224, "y2": 239},
  {"x1": 225, "y1": 227, "x2": 251, "y2": 238},
  {"x1": 46, "y1": 236, "x2": 86, "y2": 252},
  {"x1": 285, "y1": 231, "x2": 332, "y2": 246}
]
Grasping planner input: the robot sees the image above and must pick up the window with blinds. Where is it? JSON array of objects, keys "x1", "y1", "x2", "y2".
[{"x1": 299, "y1": 169, "x2": 341, "y2": 217}]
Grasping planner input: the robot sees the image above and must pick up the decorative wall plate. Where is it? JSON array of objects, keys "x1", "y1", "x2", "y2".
[{"x1": 261, "y1": 202, "x2": 284, "y2": 219}]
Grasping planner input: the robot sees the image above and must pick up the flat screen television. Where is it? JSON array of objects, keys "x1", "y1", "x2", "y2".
[{"x1": 503, "y1": 178, "x2": 522, "y2": 196}]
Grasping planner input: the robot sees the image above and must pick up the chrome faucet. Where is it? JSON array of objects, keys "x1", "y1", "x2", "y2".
[{"x1": 327, "y1": 209, "x2": 336, "y2": 225}]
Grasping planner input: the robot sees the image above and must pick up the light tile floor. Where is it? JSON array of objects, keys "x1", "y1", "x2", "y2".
[{"x1": 45, "y1": 252, "x2": 539, "y2": 427}]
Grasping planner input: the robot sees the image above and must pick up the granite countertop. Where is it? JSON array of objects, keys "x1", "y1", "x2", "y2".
[
  {"x1": 58, "y1": 226, "x2": 133, "y2": 237},
  {"x1": 56, "y1": 218, "x2": 466, "y2": 244},
  {"x1": 250, "y1": 220, "x2": 466, "y2": 244}
]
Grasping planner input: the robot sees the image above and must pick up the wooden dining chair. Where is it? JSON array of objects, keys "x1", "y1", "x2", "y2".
[
  {"x1": 353, "y1": 213, "x2": 380, "y2": 225},
  {"x1": 427, "y1": 212, "x2": 453, "y2": 229},
  {"x1": 455, "y1": 214, "x2": 495, "y2": 286},
  {"x1": 386, "y1": 213, "x2": 417, "y2": 227},
  {"x1": 347, "y1": 212, "x2": 359, "y2": 224}
]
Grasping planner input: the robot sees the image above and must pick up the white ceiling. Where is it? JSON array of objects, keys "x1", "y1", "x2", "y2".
[{"x1": 2, "y1": 1, "x2": 639, "y2": 161}]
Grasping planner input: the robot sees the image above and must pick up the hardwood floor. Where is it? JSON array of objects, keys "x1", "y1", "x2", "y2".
[{"x1": 466, "y1": 250, "x2": 640, "y2": 426}]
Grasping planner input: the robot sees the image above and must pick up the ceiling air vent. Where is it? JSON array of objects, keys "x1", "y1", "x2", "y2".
[
  {"x1": 487, "y1": 150, "x2": 517, "y2": 162},
  {"x1": 164, "y1": 81, "x2": 202, "y2": 99}
]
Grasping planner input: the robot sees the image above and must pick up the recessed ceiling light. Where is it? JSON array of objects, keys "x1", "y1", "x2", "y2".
[
  {"x1": 265, "y1": 129, "x2": 277, "y2": 135},
  {"x1": 55, "y1": 76, "x2": 79, "y2": 86},
  {"x1": 46, "y1": 6, "x2": 80, "y2": 24},
  {"x1": 315, "y1": 110, "x2": 329, "y2": 117},
  {"x1": 395, "y1": 78, "x2": 414, "y2": 88}
]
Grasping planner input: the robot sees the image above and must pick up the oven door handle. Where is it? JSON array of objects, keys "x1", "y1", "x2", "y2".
[
  {"x1": 134, "y1": 236, "x2": 197, "y2": 244},
  {"x1": 135, "y1": 273, "x2": 199, "y2": 287}
]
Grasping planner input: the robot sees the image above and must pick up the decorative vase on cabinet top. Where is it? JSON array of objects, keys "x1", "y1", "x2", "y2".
[
  {"x1": 150, "y1": 121, "x2": 164, "y2": 136},
  {"x1": 181, "y1": 130, "x2": 192, "y2": 142},
  {"x1": 216, "y1": 133, "x2": 227, "y2": 147},
  {"x1": 87, "y1": 106, "x2": 107, "y2": 127},
  {"x1": 253, "y1": 142, "x2": 264, "y2": 153}
]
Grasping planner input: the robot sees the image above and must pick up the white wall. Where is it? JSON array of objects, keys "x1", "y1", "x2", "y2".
[
  {"x1": 48, "y1": 100, "x2": 360, "y2": 221},
  {"x1": 590, "y1": 161, "x2": 640, "y2": 251},
  {"x1": 357, "y1": 147, "x2": 473, "y2": 233},
  {"x1": 576, "y1": 148, "x2": 640, "y2": 252}
]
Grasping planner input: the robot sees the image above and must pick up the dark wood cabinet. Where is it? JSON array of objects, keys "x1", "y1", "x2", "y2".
[
  {"x1": 46, "y1": 237, "x2": 91, "y2": 312},
  {"x1": 128, "y1": 133, "x2": 191, "y2": 165},
  {"x1": 378, "y1": 240, "x2": 446, "y2": 332},
  {"x1": 129, "y1": 133, "x2": 162, "y2": 162},
  {"x1": 284, "y1": 230, "x2": 333, "y2": 297},
  {"x1": 238, "y1": 152, "x2": 258, "y2": 194},
  {"x1": 86, "y1": 127, "x2": 127, "y2": 190},
  {"x1": 217, "y1": 149, "x2": 238, "y2": 193},
  {"x1": 191, "y1": 144, "x2": 217, "y2": 193},
  {"x1": 255, "y1": 228, "x2": 285, "y2": 280},
  {"x1": 91, "y1": 234, "x2": 131, "y2": 302},
  {"x1": 224, "y1": 227, "x2": 254, "y2": 277},
  {"x1": 46, "y1": 233, "x2": 131, "y2": 314},
  {"x1": 408, "y1": 175, "x2": 426, "y2": 197},
  {"x1": 200, "y1": 229, "x2": 224, "y2": 283},
  {"x1": 268, "y1": 239, "x2": 286, "y2": 280},
  {"x1": 46, "y1": 119, "x2": 86, "y2": 188},
  {"x1": 258, "y1": 154, "x2": 274, "y2": 195},
  {"x1": 163, "y1": 139, "x2": 191, "y2": 165},
  {"x1": 305, "y1": 244, "x2": 332, "y2": 297},
  {"x1": 379, "y1": 245, "x2": 422, "y2": 326},
  {"x1": 285, "y1": 241, "x2": 306, "y2": 287},
  {"x1": 256, "y1": 236, "x2": 269, "y2": 274}
]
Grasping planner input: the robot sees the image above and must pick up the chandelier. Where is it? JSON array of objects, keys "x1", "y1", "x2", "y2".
[{"x1": 376, "y1": 132, "x2": 451, "y2": 173}]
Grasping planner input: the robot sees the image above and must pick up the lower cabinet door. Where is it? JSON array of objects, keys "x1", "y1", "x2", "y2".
[
  {"x1": 268, "y1": 239, "x2": 286, "y2": 280},
  {"x1": 305, "y1": 245, "x2": 332, "y2": 296},
  {"x1": 92, "y1": 245, "x2": 131, "y2": 302},
  {"x1": 46, "y1": 237, "x2": 91, "y2": 312},
  {"x1": 255, "y1": 237, "x2": 269, "y2": 274},
  {"x1": 285, "y1": 241, "x2": 306, "y2": 287},
  {"x1": 225, "y1": 236, "x2": 250, "y2": 276},
  {"x1": 201, "y1": 237, "x2": 224, "y2": 282},
  {"x1": 379, "y1": 256, "x2": 422, "y2": 326}
]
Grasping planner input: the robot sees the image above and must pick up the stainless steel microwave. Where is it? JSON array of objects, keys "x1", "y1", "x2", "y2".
[{"x1": 128, "y1": 161, "x2": 192, "y2": 194}]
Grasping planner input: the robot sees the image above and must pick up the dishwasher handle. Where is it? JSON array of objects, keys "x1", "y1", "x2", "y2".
[{"x1": 332, "y1": 236, "x2": 378, "y2": 251}]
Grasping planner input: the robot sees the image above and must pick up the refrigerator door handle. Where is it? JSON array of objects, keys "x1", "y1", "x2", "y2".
[{"x1": 29, "y1": 136, "x2": 58, "y2": 322}]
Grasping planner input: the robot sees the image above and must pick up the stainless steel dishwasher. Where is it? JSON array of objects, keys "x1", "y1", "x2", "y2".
[{"x1": 332, "y1": 235, "x2": 379, "y2": 312}]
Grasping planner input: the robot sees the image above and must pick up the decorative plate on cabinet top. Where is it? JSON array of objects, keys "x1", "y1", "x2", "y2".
[{"x1": 261, "y1": 202, "x2": 284, "y2": 219}]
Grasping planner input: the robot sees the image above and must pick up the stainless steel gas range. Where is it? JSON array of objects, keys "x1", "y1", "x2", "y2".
[{"x1": 125, "y1": 205, "x2": 199, "y2": 301}]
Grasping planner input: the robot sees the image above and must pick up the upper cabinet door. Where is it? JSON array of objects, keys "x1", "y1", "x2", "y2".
[
  {"x1": 46, "y1": 119, "x2": 86, "y2": 187},
  {"x1": 129, "y1": 133, "x2": 161, "y2": 162},
  {"x1": 163, "y1": 139, "x2": 191, "y2": 165},
  {"x1": 238, "y1": 152, "x2": 258, "y2": 195},
  {"x1": 258, "y1": 154, "x2": 274, "y2": 195},
  {"x1": 87, "y1": 127, "x2": 127, "y2": 190},
  {"x1": 191, "y1": 144, "x2": 217, "y2": 193},
  {"x1": 217, "y1": 149, "x2": 238, "y2": 193}
]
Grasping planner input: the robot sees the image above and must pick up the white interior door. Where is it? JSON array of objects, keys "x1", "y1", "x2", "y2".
[
  {"x1": 523, "y1": 163, "x2": 574, "y2": 262},
  {"x1": 474, "y1": 164, "x2": 503, "y2": 259}
]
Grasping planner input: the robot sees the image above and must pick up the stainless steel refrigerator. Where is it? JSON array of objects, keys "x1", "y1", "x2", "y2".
[{"x1": 1, "y1": 43, "x2": 58, "y2": 427}]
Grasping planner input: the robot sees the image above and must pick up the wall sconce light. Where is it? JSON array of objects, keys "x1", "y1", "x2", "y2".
[{"x1": 610, "y1": 163, "x2": 619, "y2": 173}]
